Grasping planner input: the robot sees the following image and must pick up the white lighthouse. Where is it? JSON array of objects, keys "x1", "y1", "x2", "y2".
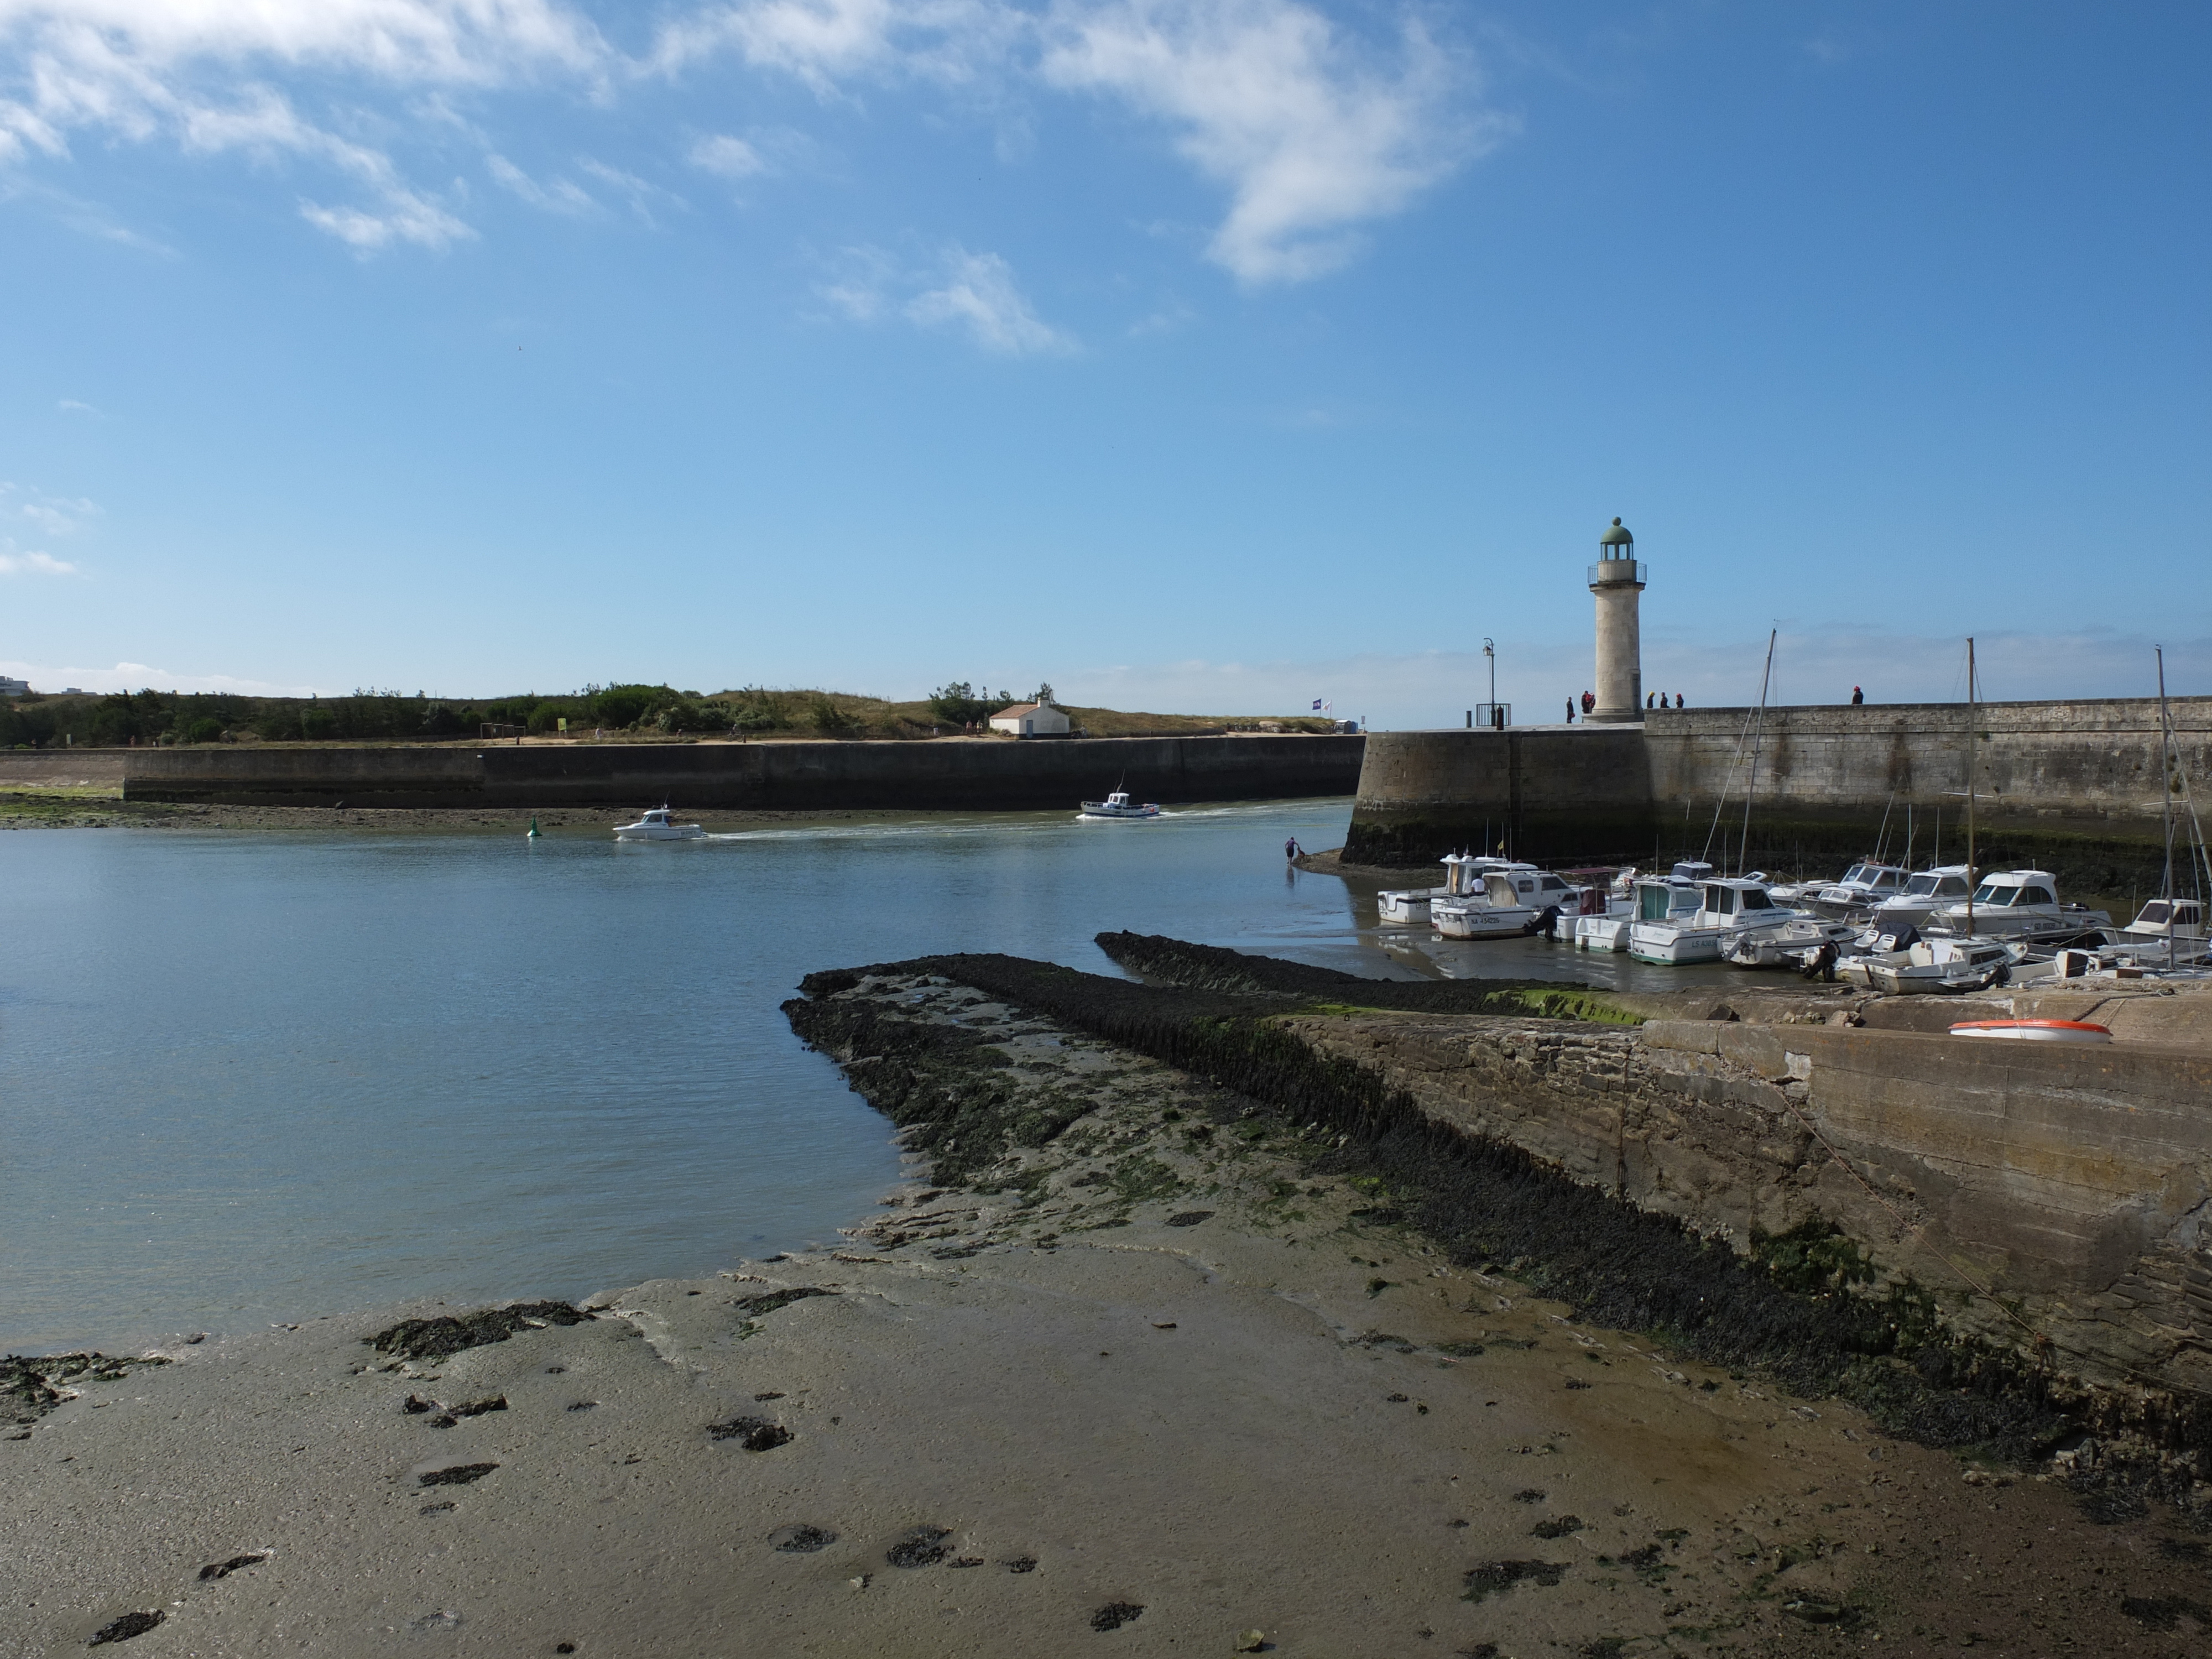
[{"x1": 1586, "y1": 517, "x2": 1645, "y2": 723}]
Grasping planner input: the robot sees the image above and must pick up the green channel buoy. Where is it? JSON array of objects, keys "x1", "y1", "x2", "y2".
[{"x1": 527, "y1": 816, "x2": 541, "y2": 839}]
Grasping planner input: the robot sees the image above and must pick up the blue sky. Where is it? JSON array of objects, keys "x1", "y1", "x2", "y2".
[{"x1": 2, "y1": 1, "x2": 2205, "y2": 726}]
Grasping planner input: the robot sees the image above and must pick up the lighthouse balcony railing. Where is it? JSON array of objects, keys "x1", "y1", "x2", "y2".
[{"x1": 1587, "y1": 560, "x2": 1647, "y2": 588}]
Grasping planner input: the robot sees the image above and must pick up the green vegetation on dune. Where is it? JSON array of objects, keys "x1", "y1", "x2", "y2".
[{"x1": 2, "y1": 679, "x2": 1337, "y2": 749}]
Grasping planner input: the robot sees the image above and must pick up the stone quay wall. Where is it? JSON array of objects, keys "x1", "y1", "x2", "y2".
[
  {"x1": 1345, "y1": 696, "x2": 2212, "y2": 892},
  {"x1": 120, "y1": 734, "x2": 1365, "y2": 811},
  {"x1": 1286, "y1": 1010, "x2": 2212, "y2": 1400}
]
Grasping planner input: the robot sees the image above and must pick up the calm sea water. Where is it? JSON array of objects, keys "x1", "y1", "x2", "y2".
[{"x1": 1, "y1": 803, "x2": 1745, "y2": 1353}]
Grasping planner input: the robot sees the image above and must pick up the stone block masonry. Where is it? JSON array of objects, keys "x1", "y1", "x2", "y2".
[
  {"x1": 1285, "y1": 1009, "x2": 2212, "y2": 1399},
  {"x1": 119, "y1": 733, "x2": 1365, "y2": 811},
  {"x1": 1346, "y1": 696, "x2": 2212, "y2": 895}
]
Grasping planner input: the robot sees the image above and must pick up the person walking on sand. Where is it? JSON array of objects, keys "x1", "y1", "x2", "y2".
[{"x1": 1851, "y1": 686, "x2": 1865, "y2": 706}]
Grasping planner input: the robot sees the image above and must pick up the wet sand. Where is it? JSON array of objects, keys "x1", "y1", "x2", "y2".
[{"x1": 5, "y1": 980, "x2": 2204, "y2": 1656}]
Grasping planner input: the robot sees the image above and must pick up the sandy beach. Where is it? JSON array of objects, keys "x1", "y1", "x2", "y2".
[{"x1": 5, "y1": 971, "x2": 2204, "y2": 1657}]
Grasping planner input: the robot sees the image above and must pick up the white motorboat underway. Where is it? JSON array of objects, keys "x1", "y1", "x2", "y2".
[
  {"x1": 613, "y1": 806, "x2": 705, "y2": 841},
  {"x1": 1628, "y1": 877, "x2": 1797, "y2": 965},
  {"x1": 1924, "y1": 869, "x2": 2111, "y2": 943},
  {"x1": 1077, "y1": 790, "x2": 1162, "y2": 820},
  {"x1": 1432, "y1": 864, "x2": 1590, "y2": 941}
]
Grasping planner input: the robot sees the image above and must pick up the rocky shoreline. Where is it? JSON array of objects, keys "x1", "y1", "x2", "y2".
[{"x1": 3, "y1": 956, "x2": 2206, "y2": 1655}]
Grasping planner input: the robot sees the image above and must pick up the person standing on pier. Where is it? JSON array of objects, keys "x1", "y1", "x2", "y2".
[{"x1": 1851, "y1": 686, "x2": 1865, "y2": 705}]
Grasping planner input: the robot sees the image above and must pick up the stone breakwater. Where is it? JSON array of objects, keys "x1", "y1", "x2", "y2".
[{"x1": 1344, "y1": 696, "x2": 2212, "y2": 893}]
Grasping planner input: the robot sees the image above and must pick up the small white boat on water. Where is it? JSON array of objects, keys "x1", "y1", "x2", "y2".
[
  {"x1": 613, "y1": 806, "x2": 705, "y2": 842},
  {"x1": 1077, "y1": 789, "x2": 1162, "y2": 820},
  {"x1": 1924, "y1": 870, "x2": 2111, "y2": 944},
  {"x1": 2116, "y1": 896, "x2": 2207, "y2": 958}
]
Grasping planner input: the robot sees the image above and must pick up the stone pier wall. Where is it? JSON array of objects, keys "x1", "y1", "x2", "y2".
[
  {"x1": 1286, "y1": 1011, "x2": 2212, "y2": 1399},
  {"x1": 1346, "y1": 696, "x2": 2212, "y2": 894}
]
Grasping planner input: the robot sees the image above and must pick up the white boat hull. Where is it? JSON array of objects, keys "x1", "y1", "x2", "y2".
[
  {"x1": 614, "y1": 825, "x2": 705, "y2": 841},
  {"x1": 1377, "y1": 888, "x2": 1443, "y2": 925},
  {"x1": 1627, "y1": 922, "x2": 1728, "y2": 964},
  {"x1": 1434, "y1": 903, "x2": 1540, "y2": 940},
  {"x1": 1575, "y1": 915, "x2": 1632, "y2": 952}
]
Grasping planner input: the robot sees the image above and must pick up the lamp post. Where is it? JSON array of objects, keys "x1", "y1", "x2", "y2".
[{"x1": 1483, "y1": 638, "x2": 1498, "y2": 728}]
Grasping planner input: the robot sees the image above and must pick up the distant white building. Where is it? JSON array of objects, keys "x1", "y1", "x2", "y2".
[
  {"x1": 989, "y1": 700, "x2": 1071, "y2": 738},
  {"x1": 0, "y1": 676, "x2": 29, "y2": 697}
]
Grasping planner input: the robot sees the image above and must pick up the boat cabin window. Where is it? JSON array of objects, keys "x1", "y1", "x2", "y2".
[
  {"x1": 1705, "y1": 885, "x2": 1736, "y2": 915},
  {"x1": 2022, "y1": 885, "x2": 2055, "y2": 906},
  {"x1": 1872, "y1": 869, "x2": 1902, "y2": 890},
  {"x1": 1638, "y1": 884, "x2": 1672, "y2": 921},
  {"x1": 1971, "y1": 881, "x2": 2010, "y2": 906},
  {"x1": 1840, "y1": 864, "x2": 1868, "y2": 885},
  {"x1": 1740, "y1": 888, "x2": 1774, "y2": 910},
  {"x1": 2138, "y1": 901, "x2": 2171, "y2": 924},
  {"x1": 1936, "y1": 876, "x2": 1970, "y2": 898},
  {"x1": 1538, "y1": 875, "x2": 1569, "y2": 894}
]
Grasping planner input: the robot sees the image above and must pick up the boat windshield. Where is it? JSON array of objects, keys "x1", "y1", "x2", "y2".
[
  {"x1": 1840, "y1": 864, "x2": 1868, "y2": 885},
  {"x1": 1971, "y1": 882, "x2": 2013, "y2": 906},
  {"x1": 2137, "y1": 901, "x2": 2172, "y2": 925},
  {"x1": 1901, "y1": 873, "x2": 1941, "y2": 897},
  {"x1": 1740, "y1": 888, "x2": 1774, "y2": 910}
]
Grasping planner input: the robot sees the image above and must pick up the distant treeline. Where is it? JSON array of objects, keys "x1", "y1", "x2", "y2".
[{"x1": 2, "y1": 680, "x2": 1337, "y2": 749}]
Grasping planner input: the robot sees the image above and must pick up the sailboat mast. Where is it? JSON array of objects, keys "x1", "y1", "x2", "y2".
[
  {"x1": 2158, "y1": 645, "x2": 2176, "y2": 904},
  {"x1": 1739, "y1": 629, "x2": 1776, "y2": 876},
  {"x1": 1965, "y1": 638, "x2": 1977, "y2": 936}
]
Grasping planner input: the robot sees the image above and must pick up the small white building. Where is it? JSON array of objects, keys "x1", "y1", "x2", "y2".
[
  {"x1": 989, "y1": 700, "x2": 1071, "y2": 738},
  {"x1": 0, "y1": 676, "x2": 29, "y2": 698}
]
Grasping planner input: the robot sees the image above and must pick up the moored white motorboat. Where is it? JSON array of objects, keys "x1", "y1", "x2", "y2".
[
  {"x1": 1861, "y1": 865, "x2": 1976, "y2": 941},
  {"x1": 1802, "y1": 862, "x2": 1911, "y2": 919},
  {"x1": 1949, "y1": 1019, "x2": 2112, "y2": 1044},
  {"x1": 1726, "y1": 915, "x2": 1862, "y2": 969},
  {"x1": 1432, "y1": 864, "x2": 1592, "y2": 940},
  {"x1": 1379, "y1": 852, "x2": 1502, "y2": 926},
  {"x1": 2115, "y1": 896, "x2": 2208, "y2": 960},
  {"x1": 1628, "y1": 877, "x2": 1798, "y2": 966},
  {"x1": 1924, "y1": 870, "x2": 2111, "y2": 944},
  {"x1": 1077, "y1": 789, "x2": 1162, "y2": 820},
  {"x1": 1840, "y1": 936, "x2": 2025, "y2": 994},
  {"x1": 613, "y1": 806, "x2": 705, "y2": 841}
]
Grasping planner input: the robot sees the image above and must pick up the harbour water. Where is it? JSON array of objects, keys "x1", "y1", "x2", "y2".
[{"x1": 1, "y1": 804, "x2": 1746, "y2": 1354}]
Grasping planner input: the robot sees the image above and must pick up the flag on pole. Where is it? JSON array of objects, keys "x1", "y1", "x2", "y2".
[{"x1": 1311, "y1": 699, "x2": 1323, "y2": 711}]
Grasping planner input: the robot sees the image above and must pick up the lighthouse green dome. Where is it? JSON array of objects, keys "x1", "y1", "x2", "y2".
[{"x1": 1599, "y1": 517, "x2": 1634, "y2": 547}]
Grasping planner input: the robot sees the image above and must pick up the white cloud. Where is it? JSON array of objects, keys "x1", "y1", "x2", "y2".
[
  {"x1": 1041, "y1": 0, "x2": 1488, "y2": 283},
  {"x1": 0, "y1": 1, "x2": 589, "y2": 248},
  {"x1": 57, "y1": 398, "x2": 98, "y2": 413},
  {"x1": 690, "y1": 132, "x2": 767, "y2": 178},
  {"x1": 905, "y1": 245, "x2": 1072, "y2": 353},
  {"x1": 0, "y1": 656, "x2": 325, "y2": 695},
  {"x1": 577, "y1": 156, "x2": 684, "y2": 223},
  {"x1": 0, "y1": 544, "x2": 77, "y2": 575},
  {"x1": 2, "y1": 1, "x2": 1497, "y2": 282},
  {"x1": 2, "y1": 479, "x2": 100, "y2": 535},
  {"x1": 652, "y1": 0, "x2": 1019, "y2": 92},
  {"x1": 487, "y1": 151, "x2": 595, "y2": 212}
]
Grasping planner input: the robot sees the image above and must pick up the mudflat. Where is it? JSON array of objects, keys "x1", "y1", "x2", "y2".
[{"x1": 4, "y1": 977, "x2": 2200, "y2": 1656}]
